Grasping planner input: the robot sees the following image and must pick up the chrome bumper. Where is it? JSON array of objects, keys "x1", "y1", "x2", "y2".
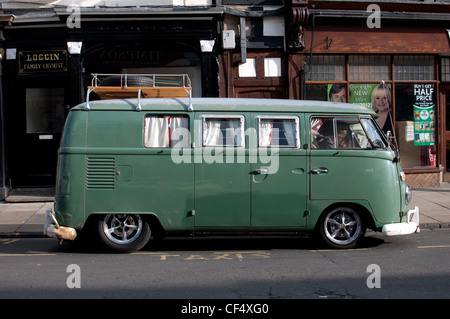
[
  {"x1": 43, "y1": 208, "x2": 77, "y2": 241},
  {"x1": 382, "y1": 206, "x2": 420, "y2": 236}
]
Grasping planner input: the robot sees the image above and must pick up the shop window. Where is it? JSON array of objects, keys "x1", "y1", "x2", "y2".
[
  {"x1": 395, "y1": 84, "x2": 436, "y2": 168},
  {"x1": 306, "y1": 84, "x2": 347, "y2": 102},
  {"x1": 144, "y1": 115, "x2": 190, "y2": 148},
  {"x1": 394, "y1": 55, "x2": 435, "y2": 81},
  {"x1": 25, "y1": 88, "x2": 65, "y2": 134},
  {"x1": 305, "y1": 55, "x2": 345, "y2": 81},
  {"x1": 441, "y1": 58, "x2": 450, "y2": 82},
  {"x1": 349, "y1": 55, "x2": 391, "y2": 81}
]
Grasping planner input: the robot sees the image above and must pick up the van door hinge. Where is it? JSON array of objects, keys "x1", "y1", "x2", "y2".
[
  {"x1": 188, "y1": 210, "x2": 196, "y2": 217},
  {"x1": 304, "y1": 210, "x2": 311, "y2": 217}
]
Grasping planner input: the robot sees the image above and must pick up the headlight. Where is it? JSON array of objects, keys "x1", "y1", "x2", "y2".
[{"x1": 405, "y1": 184, "x2": 412, "y2": 205}]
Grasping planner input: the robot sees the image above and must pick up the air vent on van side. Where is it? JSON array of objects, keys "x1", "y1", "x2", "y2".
[{"x1": 86, "y1": 157, "x2": 115, "y2": 190}]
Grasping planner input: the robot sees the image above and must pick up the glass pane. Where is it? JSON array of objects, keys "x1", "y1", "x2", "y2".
[
  {"x1": 305, "y1": 83, "x2": 347, "y2": 102},
  {"x1": 349, "y1": 55, "x2": 391, "y2": 81},
  {"x1": 203, "y1": 117, "x2": 244, "y2": 147},
  {"x1": 311, "y1": 117, "x2": 373, "y2": 149},
  {"x1": 305, "y1": 55, "x2": 345, "y2": 81},
  {"x1": 258, "y1": 118, "x2": 299, "y2": 148},
  {"x1": 26, "y1": 88, "x2": 65, "y2": 134},
  {"x1": 238, "y1": 58, "x2": 256, "y2": 77},
  {"x1": 394, "y1": 55, "x2": 435, "y2": 81},
  {"x1": 264, "y1": 57, "x2": 282, "y2": 77},
  {"x1": 441, "y1": 58, "x2": 450, "y2": 82},
  {"x1": 395, "y1": 83, "x2": 437, "y2": 168},
  {"x1": 144, "y1": 115, "x2": 189, "y2": 148},
  {"x1": 361, "y1": 118, "x2": 387, "y2": 148}
]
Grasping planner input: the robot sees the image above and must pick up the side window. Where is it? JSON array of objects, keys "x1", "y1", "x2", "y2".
[
  {"x1": 202, "y1": 115, "x2": 245, "y2": 147},
  {"x1": 144, "y1": 115, "x2": 190, "y2": 148},
  {"x1": 257, "y1": 116, "x2": 300, "y2": 148},
  {"x1": 311, "y1": 117, "x2": 377, "y2": 149}
]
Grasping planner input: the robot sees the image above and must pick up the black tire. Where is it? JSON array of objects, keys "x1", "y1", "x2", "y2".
[
  {"x1": 96, "y1": 214, "x2": 151, "y2": 253},
  {"x1": 318, "y1": 206, "x2": 365, "y2": 249},
  {"x1": 100, "y1": 75, "x2": 154, "y2": 87}
]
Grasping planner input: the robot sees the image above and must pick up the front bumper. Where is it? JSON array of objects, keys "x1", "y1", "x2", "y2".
[
  {"x1": 43, "y1": 208, "x2": 77, "y2": 241},
  {"x1": 382, "y1": 206, "x2": 420, "y2": 236}
]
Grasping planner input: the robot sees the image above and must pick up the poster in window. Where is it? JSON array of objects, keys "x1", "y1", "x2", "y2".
[
  {"x1": 348, "y1": 84, "x2": 376, "y2": 109},
  {"x1": 413, "y1": 84, "x2": 435, "y2": 146}
]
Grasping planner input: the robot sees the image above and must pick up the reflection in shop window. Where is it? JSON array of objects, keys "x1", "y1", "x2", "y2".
[{"x1": 26, "y1": 88, "x2": 65, "y2": 134}]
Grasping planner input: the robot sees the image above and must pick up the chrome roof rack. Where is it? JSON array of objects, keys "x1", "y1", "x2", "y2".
[{"x1": 85, "y1": 73, "x2": 193, "y2": 111}]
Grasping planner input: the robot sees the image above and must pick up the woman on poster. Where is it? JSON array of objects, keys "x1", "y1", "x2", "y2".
[{"x1": 371, "y1": 82, "x2": 393, "y2": 134}]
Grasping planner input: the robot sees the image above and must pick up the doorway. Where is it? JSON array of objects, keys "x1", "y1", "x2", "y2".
[{"x1": 4, "y1": 76, "x2": 68, "y2": 188}]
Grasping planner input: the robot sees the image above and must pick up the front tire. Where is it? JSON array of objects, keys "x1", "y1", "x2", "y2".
[
  {"x1": 318, "y1": 207, "x2": 365, "y2": 249},
  {"x1": 96, "y1": 214, "x2": 151, "y2": 253}
]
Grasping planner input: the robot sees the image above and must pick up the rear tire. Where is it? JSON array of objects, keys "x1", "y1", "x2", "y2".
[
  {"x1": 96, "y1": 214, "x2": 151, "y2": 253},
  {"x1": 318, "y1": 207, "x2": 365, "y2": 249}
]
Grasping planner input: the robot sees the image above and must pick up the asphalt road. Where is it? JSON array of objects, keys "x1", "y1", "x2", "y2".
[{"x1": 0, "y1": 228, "x2": 449, "y2": 301}]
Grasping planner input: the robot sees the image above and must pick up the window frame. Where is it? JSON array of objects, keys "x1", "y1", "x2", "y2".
[
  {"x1": 201, "y1": 114, "x2": 246, "y2": 148},
  {"x1": 255, "y1": 115, "x2": 301, "y2": 149},
  {"x1": 310, "y1": 116, "x2": 387, "y2": 150}
]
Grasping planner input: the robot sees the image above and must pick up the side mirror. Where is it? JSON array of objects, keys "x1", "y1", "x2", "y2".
[{"x1": 386, "y1": 130, "x2": 395, "y2": 142}]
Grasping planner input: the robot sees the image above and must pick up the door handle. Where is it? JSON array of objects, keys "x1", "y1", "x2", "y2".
[
  {"x1": 311, "y1": 168, "x2": 328, "y2": 174},
  {"x1": 254, "y1": 168, "x2": 269, "y2": 175}
]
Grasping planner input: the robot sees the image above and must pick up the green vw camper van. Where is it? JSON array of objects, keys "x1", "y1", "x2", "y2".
[{"x1": 44, "y1": 75, "x2": 419, "y2": 253}]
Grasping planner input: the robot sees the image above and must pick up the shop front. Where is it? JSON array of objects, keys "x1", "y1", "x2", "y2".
[
  {"x1": 301, "y1": 18, "x2": 450, "y2": 187},
  {"x1": 0, "y1": 8, "x2": 220, "y2": 195}
]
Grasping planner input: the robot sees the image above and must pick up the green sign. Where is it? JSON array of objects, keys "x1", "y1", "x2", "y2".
[
  {"x1": 413, "y1": 84, "x2": 435, "y2": 146},
  {"x1": 349, "y1": 83, "x2": 377, "y2": 109}
]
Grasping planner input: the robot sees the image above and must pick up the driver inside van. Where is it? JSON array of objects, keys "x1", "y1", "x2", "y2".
[{"x1": 313, "y1": 120, "x2": 352, "y2": 149}]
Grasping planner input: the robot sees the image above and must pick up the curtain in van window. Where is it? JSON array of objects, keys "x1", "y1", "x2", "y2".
[
  {"x1": 259, "y1": 121, "x2": 273, "y2": 147},
  {"x1": 283, "y1": 120, "x2": 297, "y2": 147},
  {"x1": 204, "y1": 119, "x2": 222, "y2": 146},
  {"x1": 144, "y1": 116, "x2": 170, "y2": 148},
  {"x1": 171, "y1": 116, "x2": 190, "y2": 148},
  {"x1": 227, "y1": 119, "x2": 243, "y2": 146},
  {"x1": 144, "y1": 116, "x2": 189, "y2": 148}
]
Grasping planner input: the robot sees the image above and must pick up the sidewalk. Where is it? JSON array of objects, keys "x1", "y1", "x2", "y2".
[{"x1": 0, "y1": 183, "x2": 449, "y2": 238}]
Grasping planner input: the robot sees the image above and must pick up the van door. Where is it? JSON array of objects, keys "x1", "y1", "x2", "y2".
[
  {"x1": 309, "y1": 116, "x2": 398, "y2": 208},
  {"x1": 250, "y1": 114, "x2": 307, "y2": 228},
  {"x1": 194, "y1": 114, "x2": 251, "y2": 227}
]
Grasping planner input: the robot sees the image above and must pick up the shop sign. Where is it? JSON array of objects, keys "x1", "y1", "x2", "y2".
[
  {"x1": 18, "y1": 50, "x2": 68, "y2": 74},
  {"x1": 413, "y1": 84, "x2": 435, "y2": 146}
]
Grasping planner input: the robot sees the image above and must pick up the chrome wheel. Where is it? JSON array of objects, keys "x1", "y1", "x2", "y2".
[
  {"x1": 102, "y1": 214, "x2": 143, "y2": 245},
  {"x1": 320, "y1": 207, "x2": 364, "y2": 249}
]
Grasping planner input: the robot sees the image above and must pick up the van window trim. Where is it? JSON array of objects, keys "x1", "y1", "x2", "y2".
[
  {"x1": 200, "y1": 114, "x2": 246, "y2": 148},
  {"x1": 255, "y1": 115, "x2": 301, "y2": 149}
]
